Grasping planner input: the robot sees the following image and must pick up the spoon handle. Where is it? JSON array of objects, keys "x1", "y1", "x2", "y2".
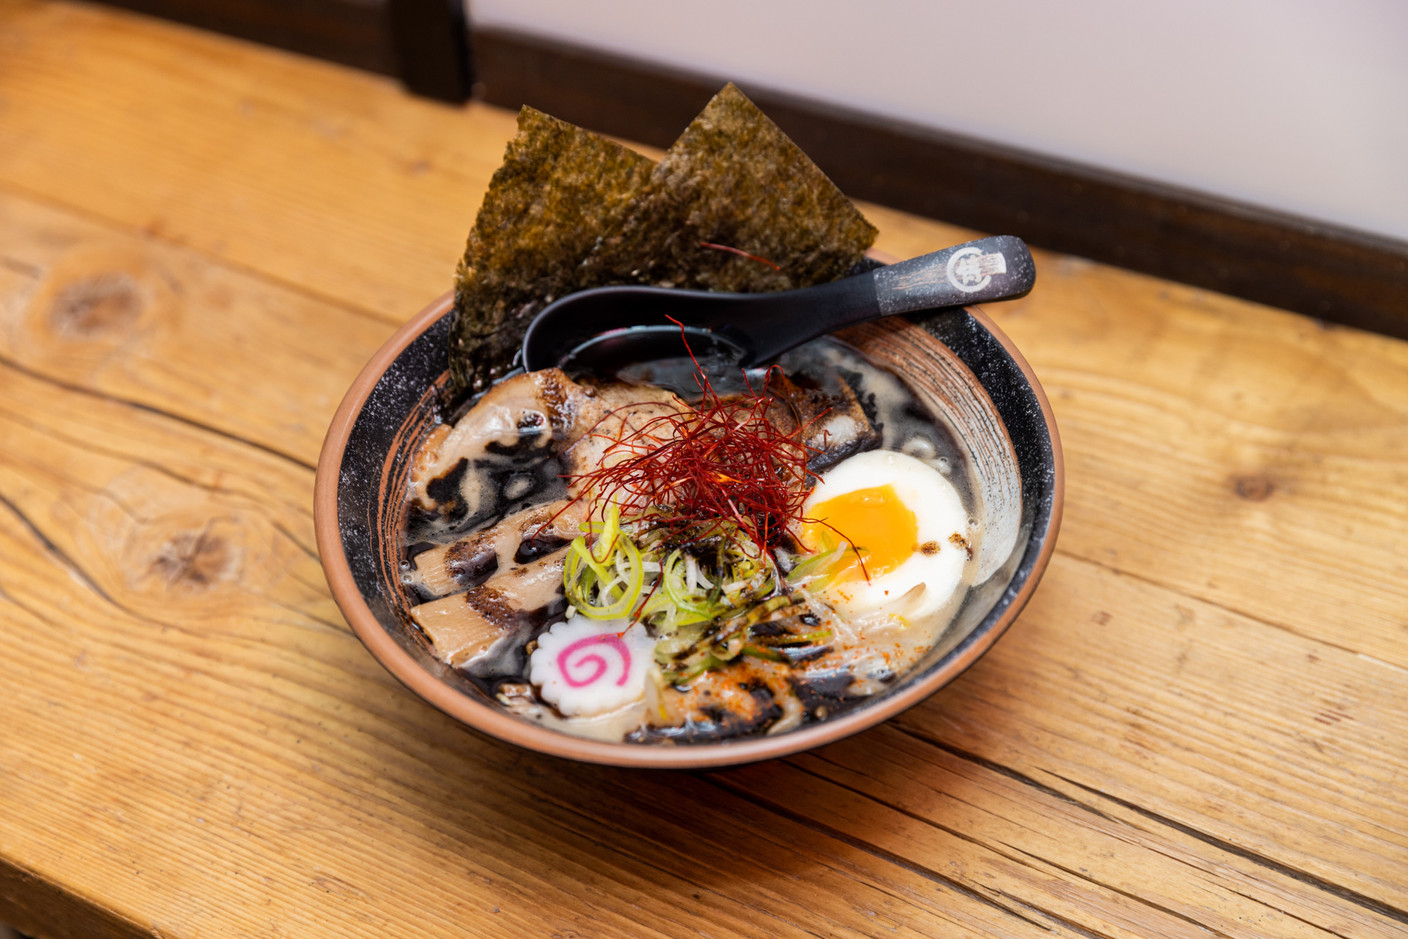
[
  {"x1": 874, "y1": 234, "x2": 1035, "y2": 315},
  {"x1": 739, "y1": 235, "x2": 1035, "y2": 365}
]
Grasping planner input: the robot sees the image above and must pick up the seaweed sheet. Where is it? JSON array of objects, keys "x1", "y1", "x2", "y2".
[
  {"x1": 449, "y1": 108, "x2": 654, "y2": 393},
  {"x1": 580, "y1": 83, "x2": 877, "y2": 294},
  {"x1": 448, "y1": 85, "x2": 877, "y2": 395}
]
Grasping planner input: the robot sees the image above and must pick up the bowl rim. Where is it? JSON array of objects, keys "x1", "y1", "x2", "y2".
[{"x1": 314, "y1": 291, "x2": 1064, "y2": 768}]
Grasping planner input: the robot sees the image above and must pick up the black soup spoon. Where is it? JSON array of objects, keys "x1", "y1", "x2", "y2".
[{"x1": 519, "y1": 234, "x2": 1035, "y2": 375}]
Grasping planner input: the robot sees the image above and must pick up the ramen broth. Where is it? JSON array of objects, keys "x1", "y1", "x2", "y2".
[{"x1": 400, "y1": 337, "x2": 983, "y2": 743}]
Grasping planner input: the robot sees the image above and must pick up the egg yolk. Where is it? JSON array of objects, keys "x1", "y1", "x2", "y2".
[{"x1": 802, "y1": 484, "x2": 918, "y2": 584}]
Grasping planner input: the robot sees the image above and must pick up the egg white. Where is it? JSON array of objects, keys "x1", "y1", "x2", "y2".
[{"x1": 802, "y1": 449, "x2": 970, "y2": 620}]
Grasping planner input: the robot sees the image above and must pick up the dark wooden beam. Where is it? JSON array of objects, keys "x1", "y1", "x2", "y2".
[
  {"x1": 95, "y1": 0, "x2": 397, "y2": 75},
  {"x1": 387, "y1": 0, "x2": 473, "y2": 102},
  {"x1": 472, "y1": 28, "x2": 1408, "y2": 339}
]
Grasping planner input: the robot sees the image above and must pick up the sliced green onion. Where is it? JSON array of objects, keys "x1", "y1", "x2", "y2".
[
  {"x1": 786, "y1": 541, "x2": 847, "y2": 584},
  {"x1": 563, "y1": 525, "x2": 644, "y2": 620},
  {"x1": 662, "y1": 549, "x2": 719, "y2": 618}
]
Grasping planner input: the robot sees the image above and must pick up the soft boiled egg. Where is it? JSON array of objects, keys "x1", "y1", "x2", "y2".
[{"x1": 798, "y1": 449, "x2": 971, "y2": 620}]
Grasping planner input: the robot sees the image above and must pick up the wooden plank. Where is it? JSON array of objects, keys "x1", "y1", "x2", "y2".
[
  {"x1": 0, "y1": 195, "x2": 393, "y2": 466},
  {"x1": 978, "y1": 258, "x2": 1408, "y2": 668},
  {"x1": 0, "y1": 0, "x2": 512, "y2": 323},
  {"x1": 828, "y1": 554, "x2": 1408, "y2": 926}
]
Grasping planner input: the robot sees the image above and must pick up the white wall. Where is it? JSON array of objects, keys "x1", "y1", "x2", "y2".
[{"x1": 469, "y1": 0, "x2": 1408, "y2": 243}]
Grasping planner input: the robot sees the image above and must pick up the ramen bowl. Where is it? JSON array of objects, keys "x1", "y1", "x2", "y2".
[{"x1": 313, "y1": 290, "x2": 1063, "y2": 768}]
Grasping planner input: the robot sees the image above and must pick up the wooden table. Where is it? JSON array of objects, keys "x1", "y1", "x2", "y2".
[{"x1": 2, "y1": 3, "x2": 1405, "y2": 936}]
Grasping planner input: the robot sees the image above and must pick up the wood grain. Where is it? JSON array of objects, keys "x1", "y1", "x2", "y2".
[
  {"x1": 0, "y1": 0, "x2": 510, "y2": 323},
  {"x1": 1, "y1": 2, "x2": 1406, "y2": 937},
  {"x1": 992, "y1": 259, "x2": 1408, "y2": 666}
]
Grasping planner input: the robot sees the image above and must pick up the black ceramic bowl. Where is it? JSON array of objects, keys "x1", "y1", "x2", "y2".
[{"x1": 314, "y1": 291, "x2": 1063, "y2": 767}]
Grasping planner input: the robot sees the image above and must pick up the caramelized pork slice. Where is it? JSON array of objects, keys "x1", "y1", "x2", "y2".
[
  {"x1": 629, "y1": 639, "x2": 899, "y2": 742},
  {"x1": 632, "y1": 600, "x2": 914, "y2": 741},
  {"x1": 764, "y1": 370, "x2": 879, "y2": 470},
  {"x1": 407, "y1": 369, "x2": 581, "y2": 514},
  {"x1": 410, "y1": 548, "x2": 568, "y2": 675},
  {"x1": 410, "y1": 499, "x2": 586, "y2": 598},
  {"x1": 563, "y1": 396, "x2": 689, "y2": 500},
  {"x1": 408, "y1": 369, "x2": 687, "y2": 517},
  {"x1": 571, "y1": 379, "x2": 688, "y2": 437}
]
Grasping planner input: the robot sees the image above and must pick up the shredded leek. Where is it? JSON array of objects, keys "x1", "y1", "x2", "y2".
[
  {"x1": 563, "y1": 512, "x2": 777, "y2": 629},
  {"x1": 563, "y1": 506, "x2": 645, "y2": 620},
  {"x1": 562, "y1": 508, "x2": 847, "y2": 684}
]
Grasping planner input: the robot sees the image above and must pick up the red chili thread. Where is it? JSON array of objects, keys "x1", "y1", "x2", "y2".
[
  {"x1": 547, "y1": 321, "x2": 872, "y2": 583},
  {"x1": 566, "y1": 318, "x2": 814, "y2": 553},
  {"x1": 697, "y1": 241, "x2": 783, "y2": 272}
]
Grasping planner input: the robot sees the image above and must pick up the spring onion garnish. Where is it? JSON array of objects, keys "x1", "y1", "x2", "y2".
[{"x1": 557, "y1": 325, "x2": 846, "y2": 681}]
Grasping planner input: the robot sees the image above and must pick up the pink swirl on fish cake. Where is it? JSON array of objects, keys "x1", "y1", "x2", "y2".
[{"x1": 557, "y1": 633, "x2": 632, "y2": 688}]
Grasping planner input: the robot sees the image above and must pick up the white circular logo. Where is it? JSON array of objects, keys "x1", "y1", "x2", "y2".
[{"x1": 946, "y1": 246, "x2": 991, "y2": 293}]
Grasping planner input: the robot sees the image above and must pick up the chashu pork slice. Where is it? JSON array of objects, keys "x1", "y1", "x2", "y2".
[
  {"x1": 407, "y1": 368, "x2": 583, "y2": 515},
  {"x1": 410, "y1": 499, "x2": 586, "y2": 599},
  {"x1": 562, "y1": 393, "x2": 690, "y2": 509},
  {"x1": 408, "y1": 368, "x2": 688, "y2": 517},
  {"x1": 631, "y1": 659, "x2": 803, "y2": 744},
  {"x1": 762, "y1": 370, "x2": 879, "y2": 471},
  {"x1": 410, "y1": 546, "x2": 568, "y2": 674},
  {"x1": 407, "y1": 369, "x2": 698, "y2": 674}
]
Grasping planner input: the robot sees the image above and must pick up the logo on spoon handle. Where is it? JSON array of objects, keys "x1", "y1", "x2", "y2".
[{"x1": 946, "y1": 247, "x2": 1009, "y2": 293}]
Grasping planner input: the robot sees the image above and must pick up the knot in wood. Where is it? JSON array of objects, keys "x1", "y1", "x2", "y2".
[
  {"x1": 1231, "y1": 474, "x2": 1276, "y2": 502},
  {"x1": 150, "y1": 524, "x2": 237, "y2": 590},
  {"x1": 48, "y1": 272, "x2": 143, "y2": 336}
]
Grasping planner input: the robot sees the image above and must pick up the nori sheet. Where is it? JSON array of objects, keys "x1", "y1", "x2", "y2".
[
  {"x1": 580, "y1": 83, "x2": 877, "y2": 293},
  {"x1": 448, "y1": 107, "x2": 654, "y2": 393},
  {"x1": 447, "y1": 85, "x2": 877, "y2": 396}
]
